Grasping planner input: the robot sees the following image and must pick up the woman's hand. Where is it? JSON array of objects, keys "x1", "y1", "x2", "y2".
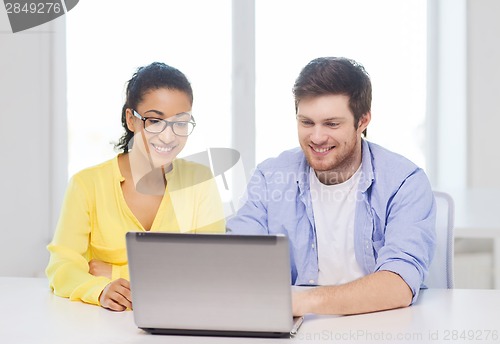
[
  {"x1": 89, "y1": 259, "x2": 112, "y2": 279},
  {"x1": 99, "y1": 278, "x2": 132, "y2": 311}
]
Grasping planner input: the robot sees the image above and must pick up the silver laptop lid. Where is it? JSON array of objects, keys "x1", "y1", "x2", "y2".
[{"x1": 126, "y1": 232, "x2": 294, "y2": 335}]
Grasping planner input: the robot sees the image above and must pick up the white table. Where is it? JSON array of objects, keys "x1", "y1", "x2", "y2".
[
  {"x1": 1, "y1": 277, "x2": 500, "y2": 343},
  {"x1": 445, "y1": 188, "x2": 500, "y2": 288}
]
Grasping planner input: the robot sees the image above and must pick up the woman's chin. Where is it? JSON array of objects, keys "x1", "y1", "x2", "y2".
[{"x1": 151, "y1": 154, "x2": 178, "y2": 170}]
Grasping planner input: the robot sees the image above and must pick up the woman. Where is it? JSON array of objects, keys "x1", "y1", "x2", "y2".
[{"x1": 46, "y1": 62, "x2": 225, "y2": 311}]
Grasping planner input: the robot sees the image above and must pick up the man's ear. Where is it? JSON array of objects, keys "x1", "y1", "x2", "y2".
[
  {"x1": 125, "y1": 108, "x2": 136, "y2": 132},
  {"x1": 358, "y1": 111, "x2": 371, "y2": 134}
]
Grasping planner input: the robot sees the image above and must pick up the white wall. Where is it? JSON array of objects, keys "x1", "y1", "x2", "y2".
[
  {"x1": 420, "y1": 0, "x2": 500, "y2": 191},
  {"x1": 427, "y1": 0, "x2": 467, "y2": 190},
  {"x1": 0, "y1": 12, "x2": 66, "y2": 276},
  {"x1": 467, "y1": 0, "x2": 500, "y2": 188}
]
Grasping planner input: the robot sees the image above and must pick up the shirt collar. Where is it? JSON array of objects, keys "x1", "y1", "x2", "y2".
[
  {"x1": 359, "y1": 139, "x2": 375, "y2": 192},
  {"x1": 296, "y1": 153, "x2": 310, "y2": 195}
]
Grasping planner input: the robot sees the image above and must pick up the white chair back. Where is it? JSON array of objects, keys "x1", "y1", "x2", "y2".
[{"x1": 424, "y1": 191, "x2": 454, "y2": 288}]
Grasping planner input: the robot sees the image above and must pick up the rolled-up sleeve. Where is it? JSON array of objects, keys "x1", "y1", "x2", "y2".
[{"x1": 374, "y1": 169, "x2": 437, "y2": 303}]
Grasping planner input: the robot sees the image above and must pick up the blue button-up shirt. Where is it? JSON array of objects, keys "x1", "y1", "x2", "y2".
[{"x1": 227, "y1": 140, "x2": 436, "y2": 303}]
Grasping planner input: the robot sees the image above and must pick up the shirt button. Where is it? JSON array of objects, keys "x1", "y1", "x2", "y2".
[
  {"x1": 311, "y1": 244, "x2": 315, "y2": 249},
  {"x1": 309, "y1": 279, "x2": 315, "y2": 284}
]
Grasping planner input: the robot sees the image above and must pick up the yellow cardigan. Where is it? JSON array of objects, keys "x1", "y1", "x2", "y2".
[{"x1": 46, "y1": 156, "x2": 225, "y2": 306}]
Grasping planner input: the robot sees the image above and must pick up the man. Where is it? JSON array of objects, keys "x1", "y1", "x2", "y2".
[{"x1": 226, "y1": 57, "x2": 436, "y2": 316}]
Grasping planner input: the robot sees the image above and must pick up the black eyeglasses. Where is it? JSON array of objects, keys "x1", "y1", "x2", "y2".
[{"x1": 132, "y1": 110, "x2": 196, "y2": 137}]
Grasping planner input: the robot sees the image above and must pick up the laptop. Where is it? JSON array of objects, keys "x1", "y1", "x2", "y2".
[{"x1": 126, "y1": 232, "x2": 304, "y2": 338}]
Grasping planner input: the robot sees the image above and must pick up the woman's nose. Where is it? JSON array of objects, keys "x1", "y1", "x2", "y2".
[{"x1": 158, "y1": 124, "x2": 176, "y2": 142}]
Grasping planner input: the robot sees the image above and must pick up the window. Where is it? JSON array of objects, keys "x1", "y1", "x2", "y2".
[
  {"x1": 255, "y1": 0, "x2": 427, "y2": 169},
  {"x1": 66, "y1": 0, "x2": 232, "y2": 177},
  {"x1": 67, "y1": 0, "x2": 427, "y2": 179}
]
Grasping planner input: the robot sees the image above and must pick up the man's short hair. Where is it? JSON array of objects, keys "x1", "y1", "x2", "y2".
[{"x1": 293, "y1": 57, "x2": 372, "y2": 132}]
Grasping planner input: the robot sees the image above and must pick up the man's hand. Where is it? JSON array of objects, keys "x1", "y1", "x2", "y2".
[
  {"x1": 292, "y1": 271, "x2": 412, "y2": 316},
  {"x1": 99, "y1": 278, "x2": 132, "y2": 311},
  {"x1": 89, "y1": 259, "x2": 112, "y2": 279}
]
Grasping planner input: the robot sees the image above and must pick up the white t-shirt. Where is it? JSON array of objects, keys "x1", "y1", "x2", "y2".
[{"x1": 310, "y1": 165, "x2": 365, "y2": 285}]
